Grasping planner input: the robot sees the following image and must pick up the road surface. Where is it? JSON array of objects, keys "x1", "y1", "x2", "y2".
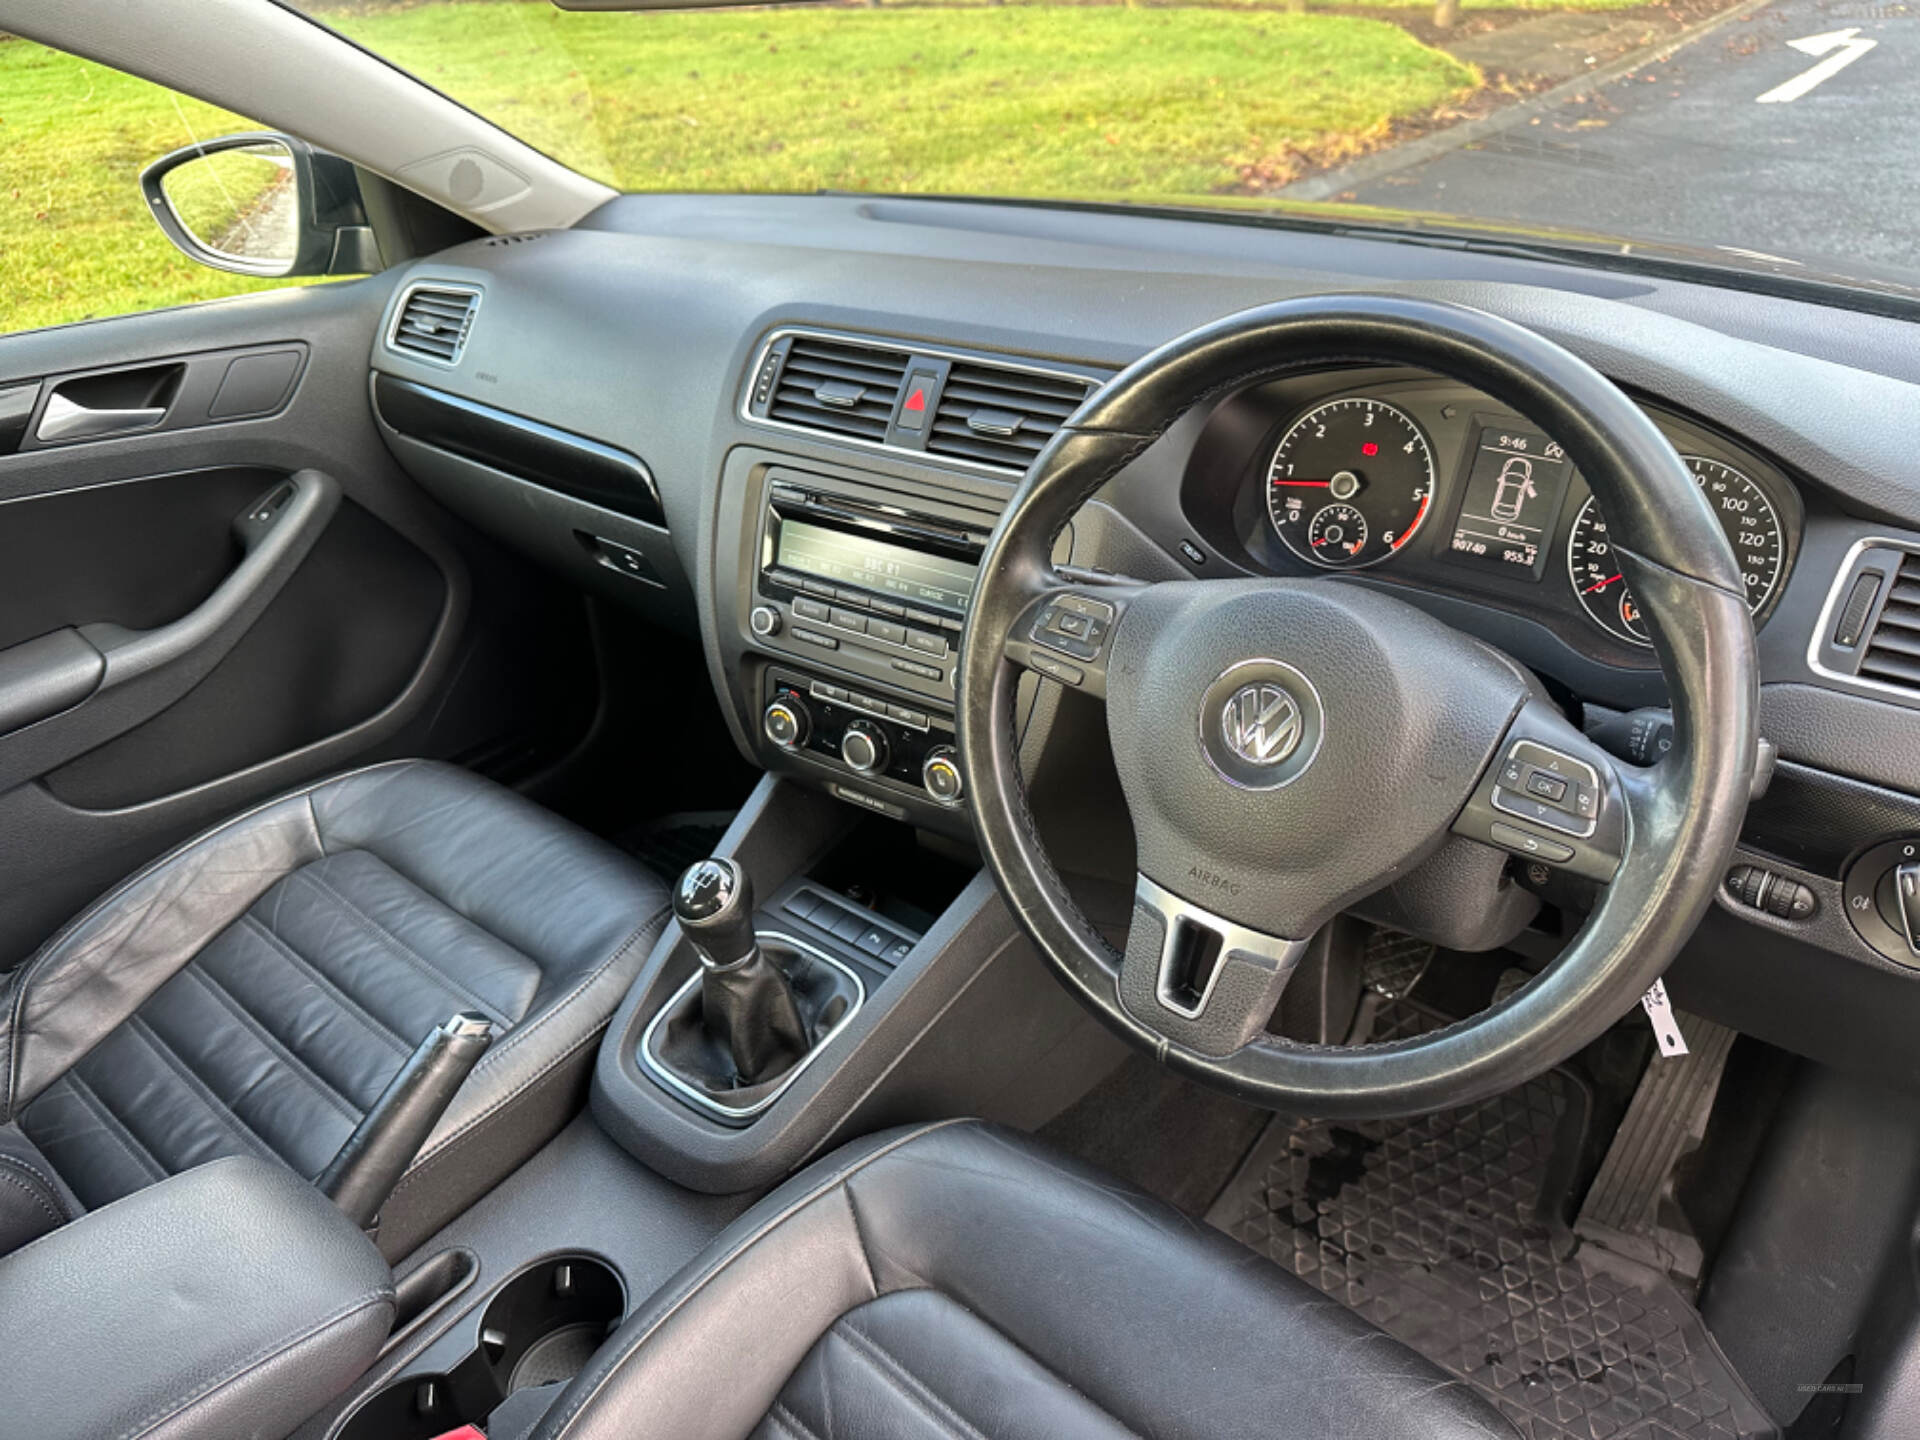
[{"x1": 1335, "y1": 0, "x2": 1919, "y2": 274}]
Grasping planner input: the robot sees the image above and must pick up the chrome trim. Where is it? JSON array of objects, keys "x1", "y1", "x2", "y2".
[
  {"x1": 1134, "y1": 873, "x2": 1309, "y2": 1021},
  {"x1": 385, "y1": 281, "x2": 482, "y2": 368},
  {"x1": 637, "y1": 928, "x2": 867, "y2": 1122},
  {"x1": 1806, "y1": 535, "x2": 1920, "y2": 702},
  {"x1": 737, "y1": 325, "x2": 1101, "y2": 478}
]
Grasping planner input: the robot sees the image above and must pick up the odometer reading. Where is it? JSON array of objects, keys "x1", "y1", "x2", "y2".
[
  {"x1": 1267, "y1": 398, "x2": 1436, "y2": 569},
  {"x1": 1568, "y1": 457, "x2": 1784, "y2": 644}
]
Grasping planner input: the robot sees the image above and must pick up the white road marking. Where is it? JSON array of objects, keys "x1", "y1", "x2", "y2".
[{"x1": 1756, "y1": 26, "x2": 1879, "y2": 103}]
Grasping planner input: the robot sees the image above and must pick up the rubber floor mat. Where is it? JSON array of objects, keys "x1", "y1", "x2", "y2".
[{"x1": 1207, "y1": 999, "x2": 1776, "y2": 1440}]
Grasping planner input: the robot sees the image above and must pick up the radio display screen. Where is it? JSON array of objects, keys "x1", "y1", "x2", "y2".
[{"x1": 776, "y1": 520, "x2": 977, "y2": 612}]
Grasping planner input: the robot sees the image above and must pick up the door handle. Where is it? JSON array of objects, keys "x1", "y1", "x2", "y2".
[{"x1": 36, "y1": 392, "x2": 169, "y2": 443}]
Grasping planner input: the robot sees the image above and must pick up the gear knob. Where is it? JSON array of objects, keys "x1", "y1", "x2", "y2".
[{"x1": 673, "y1": 858, "x2": 757, "y2": 970}]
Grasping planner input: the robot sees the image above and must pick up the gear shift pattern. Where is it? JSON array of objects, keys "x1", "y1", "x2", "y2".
[{"x1": 673, "y1": 859, "x2": 809, "y2": 1084}]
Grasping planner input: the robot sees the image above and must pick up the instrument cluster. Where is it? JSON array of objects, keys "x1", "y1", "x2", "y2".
[{"x1": 1187, "y1": 371, "x2": 1800, "y2": 670}]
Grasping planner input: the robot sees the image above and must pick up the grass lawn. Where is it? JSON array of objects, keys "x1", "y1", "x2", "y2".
[
  {"x1": 2, "y1": 2, "x2": 1477, "y2": 332},
  {"x1": 0, "y1": 42, "x2": 300, "y2": 334}
]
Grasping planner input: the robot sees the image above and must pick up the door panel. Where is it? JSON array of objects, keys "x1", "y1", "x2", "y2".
[{"x1": 0, "y1": 278, "x2": 601, "y2": 966}]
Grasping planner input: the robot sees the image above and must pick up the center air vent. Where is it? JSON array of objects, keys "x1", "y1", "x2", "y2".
[
  {"x1": 1857, "y1": 553, "x2": 1920, "y2": 691},
  {"x1": 769, "y1": 336, "x2": 910, "y2": 442},
  {"x1": 388, "y1": 284, "x2": 481, "y2": 366},
  {"x1": 926, "y1": 362, "x2": 1093, "y2": 471}
]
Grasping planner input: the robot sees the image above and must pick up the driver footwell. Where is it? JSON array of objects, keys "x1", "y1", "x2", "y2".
[{"x1": 1205, "y1": 990, "x2": 1776, "y2": 1440}]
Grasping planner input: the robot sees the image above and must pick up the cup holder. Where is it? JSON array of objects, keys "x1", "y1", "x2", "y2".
[{"x1": 338, "y1": 1254, "x2": 624, "y2": 1440}]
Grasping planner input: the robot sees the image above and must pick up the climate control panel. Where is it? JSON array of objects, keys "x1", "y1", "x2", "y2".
[{"x1": 762, "y1": 669, "x2": 962, "y2": 807}]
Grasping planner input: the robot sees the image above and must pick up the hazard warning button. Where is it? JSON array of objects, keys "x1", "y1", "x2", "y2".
[{"x1": 897, "y1": 370, "x2": 938, "y2": 432}]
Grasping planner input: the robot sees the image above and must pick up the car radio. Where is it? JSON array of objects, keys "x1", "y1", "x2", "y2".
[{"x1": 749, "y1": 481, "x2": 989, "y2": 699}]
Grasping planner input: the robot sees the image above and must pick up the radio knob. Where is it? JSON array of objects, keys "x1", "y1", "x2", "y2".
[
  {"x1": 841, "y1": 720, "x2": 888, "y2": 775},
  {"x1": 749, "y1": 605, "x2": 782, "y2": 638},
  {"x1": 764, "y1": 697, "x2": 809, "y2": 750},
  {"x1": 922, "y1": 746, "x2": 963, "y2": 805}
]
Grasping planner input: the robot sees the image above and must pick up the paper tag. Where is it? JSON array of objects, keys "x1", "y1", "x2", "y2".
[{"x1": 1640, "y1": 978, "x2": 1688, "y2": 1057}]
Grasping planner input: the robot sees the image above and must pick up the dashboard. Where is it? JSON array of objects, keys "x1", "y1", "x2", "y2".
[
  {"x1": 357, "y1": 190, "x2": 1920, "y2": 1093},
  {"x1": 1180, "y1": 370, "x2": 1802, "y2": 673}
]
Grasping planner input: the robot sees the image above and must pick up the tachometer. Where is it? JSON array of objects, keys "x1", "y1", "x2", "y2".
[
  {"x1": 1568, "y1": 457, "x2": 1785, "y2": 645},
  {"x1": 1267, "y1": 398, "x2": 1435, "y2": 568}
]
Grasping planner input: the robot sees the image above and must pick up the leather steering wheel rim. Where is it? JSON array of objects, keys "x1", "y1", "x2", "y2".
[{"x1": 957, "y1": 294, "x2": 1759, "y2": 1118}]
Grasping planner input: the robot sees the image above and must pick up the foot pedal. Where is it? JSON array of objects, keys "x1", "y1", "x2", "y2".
[
  {"x1": 1360, "y1": 928, "x2": 1433, "y2": 999},
  {"x1": 1575, "y1": 1008, "x2": 1736, "y2": 1286}
]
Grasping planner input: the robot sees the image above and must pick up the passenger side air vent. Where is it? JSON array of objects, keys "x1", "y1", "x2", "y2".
[
  {"x1": 388, "y1": 284, "x2": 481, "y2": 366},
  {"x1": 770, "y1": 336, "x2": 911, "y2": 441},
  {"x1": 1858, "y1": 553, "x2": 1920, "y2": 691},
  {"x1": 926, "y1": 361, "x2": 1094, "y2": 470}
]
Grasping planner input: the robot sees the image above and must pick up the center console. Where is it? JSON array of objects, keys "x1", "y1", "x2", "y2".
[{"x1": 721, "y1": 455, "x2": 1007, "y2": 829}]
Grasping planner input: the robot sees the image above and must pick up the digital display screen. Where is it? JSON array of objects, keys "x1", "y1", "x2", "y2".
[
  {"x1": 1445, "y1": 424, "x2": 1575, "y2": 580},
  {"x1": 776, "y1": 519, "x2": 977, "y2": 612}
]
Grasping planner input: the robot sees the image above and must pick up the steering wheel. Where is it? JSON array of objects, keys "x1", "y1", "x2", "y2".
[{"x1": 956, "y1": 295, "x2": 1758, "y2": 1118}]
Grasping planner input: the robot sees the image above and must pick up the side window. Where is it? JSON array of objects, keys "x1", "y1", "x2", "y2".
[{"x1": 0, "y1": 35, "x2": 321, "y2": 336}]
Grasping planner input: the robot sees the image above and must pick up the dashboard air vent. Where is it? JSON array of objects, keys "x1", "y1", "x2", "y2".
[
  {"x1": 1858, "y1": 553, "x2": 1920, "y2": 690},
  {"x1": 926, "y1": 361, "x2": 1093, "y2": 470},
  {"x1": 389, "y1": 285, "x2": 480, "y2": 365},
  {"x1": 770, "y1": 336, "x2": 910, "y2": 441}
]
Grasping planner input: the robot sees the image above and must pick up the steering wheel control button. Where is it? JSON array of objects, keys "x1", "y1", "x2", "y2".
[
  {"x1": 1031, "y1": 593, "x2": 1118, "y2": 662},
  {"x1": 1525, "y1": 771, "x2": 1569, "y2": 803},
  {"x1": 1028, "y1": 652, "x2": 1086, "y2": 686},
  {"x1": 1491, "y1": 740, "x2": 1599, "y2": 838},
  {"x1": 1490, "y1": 822, "x2": 1574, "y2": 864},
  {"x1": 1197, "y1": 659, "x2": 1325, "y2": 791}
]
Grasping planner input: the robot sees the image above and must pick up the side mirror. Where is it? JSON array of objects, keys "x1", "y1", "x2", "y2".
[{"x1": 140, "y1": 132, "x2": 381, "y2": 278}]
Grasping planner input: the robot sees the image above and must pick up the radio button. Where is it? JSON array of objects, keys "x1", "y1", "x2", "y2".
[
  {"x1": 749, "y1": 606, "x2": 782, "y2": 638},
  {"x1": 830, "y1": 607, "x2": 868, "y2": 633},
  {"x1": 892, "y1": 658, "x2": 942, "y2": 680},
  {"x1": 869, "y1": 599, "x2": 906, "y2": 618},
  {"x1": 793, "y1": 628, "x2": 839, "y2": 651},
  {"x1": 867, "y1": 618, "x2": 907, "y2": 645},
  {"x1": 800, "y1": 578, "x2": 835, "y2": 598},
  {"x1": 906, "y1": 609, "x2": 945, "y2": 629},
  {"x1": 906, "y1": 631, "x2": 948, "y2": 657},
  {"x1": 793, "y1": 596, "x2": 830, "y2": 622}
]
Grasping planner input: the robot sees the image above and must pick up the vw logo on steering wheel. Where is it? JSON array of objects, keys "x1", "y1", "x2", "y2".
[
  {"x1": 1199, "y1": 660, "x2": 1325, "y2": 791},
  {"x1": 1222, "y1": 683, "x2": 1302, "y2": 765}
]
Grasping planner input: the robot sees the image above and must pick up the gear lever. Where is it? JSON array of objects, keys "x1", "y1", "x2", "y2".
[{"x1": 673, "y1": 858, "x2": 808, "y2": 1084}]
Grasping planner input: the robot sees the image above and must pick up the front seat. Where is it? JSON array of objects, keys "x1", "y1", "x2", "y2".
[
  {"x1": 0, "y1": 759, "x2": 668, "y2": 1259},
  {"x1": 523, "y1": 1120, "x2": 1517, "y2": 1440}
]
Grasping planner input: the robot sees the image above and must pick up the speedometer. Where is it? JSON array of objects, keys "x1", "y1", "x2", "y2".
[
  {"x1": 1267, "y1": 398, "x2": 1435, "y2": 569},
  {"x1": 1568, "y1": 457, "x2": 1784, "y2": 645}
]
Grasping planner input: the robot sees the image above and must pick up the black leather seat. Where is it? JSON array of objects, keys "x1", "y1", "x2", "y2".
[
  {"x1": 524, "y1": 1120, "x2": 1517, "y2": 1440},
  {"x1": 0, "y1": 759, "x2": 670, "y2": 1259}
]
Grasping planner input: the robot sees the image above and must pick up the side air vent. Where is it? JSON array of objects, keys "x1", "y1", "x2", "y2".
[
  {"x1": 388, "y1": 284, "x2": 481, "y2": 366},
  {"x1": 1858, "y1": 553, "x2": 1920, "y2": 690},
  {"x1": 770, "y1": 336, "x2": 910, "y2": 441},
  {"x1": 926, "y1": 361, "x2": 1093, "y2": 470}
]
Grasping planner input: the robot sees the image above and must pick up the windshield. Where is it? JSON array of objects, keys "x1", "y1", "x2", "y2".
[{"x1": 288, "y1": 0, "x2": 1908, "y2": 296}]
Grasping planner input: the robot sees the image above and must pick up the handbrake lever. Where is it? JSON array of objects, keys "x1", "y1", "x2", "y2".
[{"x1": 317, "y1": 1012, "x2": 494, "y2": 1228}]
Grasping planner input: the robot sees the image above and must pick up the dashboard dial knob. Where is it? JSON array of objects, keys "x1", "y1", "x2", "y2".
[
  {"x1": 841, "y1": 720, "x2": 888, "y2": 774},
  {"x1": 749, "y1": 605, "x2": 782, "y2": 637},
  {"x1": 921, "y1": 746, "x2": 964, "y2": 804},
  {"x1": 764, "y1": 697, "x2": 809, "y2": 749}
]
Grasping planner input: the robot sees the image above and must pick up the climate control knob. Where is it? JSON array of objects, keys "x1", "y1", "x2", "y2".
[
  {"x1": 840, "y1": 720, "x2": 888, "y2": 774},
  {"x1": 922, "y1": 746, "x2": 963, "y2": 805},
  {"x1": 763, "y1": 697, "x2": 810, "y2": 749}
]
